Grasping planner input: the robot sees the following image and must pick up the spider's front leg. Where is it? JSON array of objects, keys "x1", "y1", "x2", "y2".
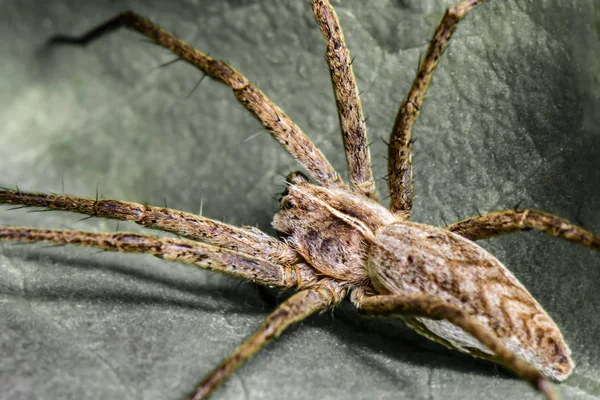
[
  {"x1": 357, "y1": 294, "x2": 558, "y2": 400},
  {"x1": 0, "y1": 226, "x2": 332, "y2": 398},
  {"x1": 0, "y1": 188, "x2": 300, "y2": 264},
  {"x1": 311, "y1": 0, "x2": 377, "y2": 199},
  {"x1": 387, "y1": 0, "x2": 485, "y2": 217},
  {"x1": 46, "y1": 11, "x2": 344, "y2": 188},
  {"x1": 0, "y1": 227, "x2": 315, "y2": 289},
  {"x1": 446, "y1": 209, "x2": 600, "y2": 250}
]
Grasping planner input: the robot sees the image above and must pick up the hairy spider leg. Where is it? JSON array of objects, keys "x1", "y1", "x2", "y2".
[
  {"x1": 0, "y1": 188, "x2": 300, "y2": 265},
  {"x1": 192, "y1": 283, "x2": 345, "y2": 399},
  {"x1": 0, "y1": 227, "x2": 308, "y2": 289},
  {"x1": 46, "y1": 11, "x2": 344, "y2": 188},
  {"x1": 387, "y1": 0, "x2": 485, "y2": 217},
  {"x1": 358, "y1": 294, "x2": 558, "y2": 400},
  {"x1": 311, "y1": 0, "x2": 377, "y2": 200},
  {"x1": 447, "y1": 209, "x2": 600, "y2": 249}
]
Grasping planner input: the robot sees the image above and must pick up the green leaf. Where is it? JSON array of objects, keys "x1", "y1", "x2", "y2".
[{"x1": 1, "y1": 1, "x2": 598, "y2": 399}]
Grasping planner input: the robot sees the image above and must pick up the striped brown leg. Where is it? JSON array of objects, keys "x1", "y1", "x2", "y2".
[
  {"x1": 191, "y1": 282, "x2": 345, "y2": 399},
  {"x1": 446, "y1": 209, "x2": 600, "y2": 249},
  {"x1": 387, "y1": 0, "x2": 485, "y2": 217},
  {"x1": 311, "y1": 0, "x2": 377, "y2": 200},
  {"x1": 357, "y1": 294, "x2": 557, "y2": 400},
  {"x1": 0, "y1": 188, "x2": 300, "y2": 265},
  {"x1": 0, "y1": 227, "x2": 313, "y2": 288},
  {"x1": 46, "y1": 11, "x2": 344, "y2": 188}
]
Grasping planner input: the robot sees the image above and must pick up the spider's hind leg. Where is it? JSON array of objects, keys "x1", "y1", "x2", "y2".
[
  {"x1": 357, "y1": 294, "x2": 558, "y2": 400},
  {"x1": 387, "y1": 0, "x2": 485, "y2": 217},
  {"x1": 446, "y1": 209, "x2": 600, "y2": 249}
]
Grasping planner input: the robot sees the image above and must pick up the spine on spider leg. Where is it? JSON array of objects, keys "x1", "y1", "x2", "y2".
[{"x1": 0, "y1": 188, "x2": 300, "y2": 264}]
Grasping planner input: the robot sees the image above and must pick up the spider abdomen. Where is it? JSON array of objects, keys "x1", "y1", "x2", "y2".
[{"x1": 367, "y1": 221, "x2": 574, "y2": 381}]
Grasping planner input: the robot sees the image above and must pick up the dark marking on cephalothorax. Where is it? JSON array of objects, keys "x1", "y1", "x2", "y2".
[{"x1": 273, "y1": 182, "x2": 394, "y2": 284}]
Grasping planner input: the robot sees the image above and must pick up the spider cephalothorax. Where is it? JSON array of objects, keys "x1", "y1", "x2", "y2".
[
  {"x1": 274, "y1": 176, "x2": 394, "y2": 285},
  {"x1": 1, "y1": 1, "x2": 598, "y2": 399}
]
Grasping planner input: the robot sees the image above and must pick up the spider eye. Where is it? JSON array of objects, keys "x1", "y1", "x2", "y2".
[
  {"x1": 279, "y1": 187, "x2": 289, "y2": 200},
  {"x1": 280, "y1": 197, "x2": 294, "y2": 209}
]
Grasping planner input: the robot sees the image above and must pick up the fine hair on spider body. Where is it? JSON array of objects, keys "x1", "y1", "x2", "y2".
[{"x1": 1, "y1": 1, "x2": 598, "y2": 400}]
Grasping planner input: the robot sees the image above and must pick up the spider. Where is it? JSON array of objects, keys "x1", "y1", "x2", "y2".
[{"x1": 1, "y1": 1, "x2": 599, "y2": 399}]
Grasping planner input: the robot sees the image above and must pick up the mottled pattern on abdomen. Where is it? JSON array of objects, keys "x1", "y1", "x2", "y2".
[{"x1": 367, "y1": 221, "x2": 573, "y2": 381}]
